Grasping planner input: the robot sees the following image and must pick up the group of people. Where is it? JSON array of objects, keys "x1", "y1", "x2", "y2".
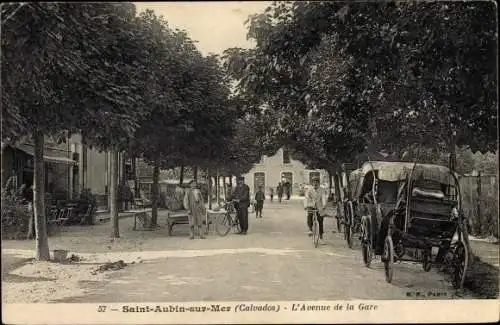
[
  {"x1": 182, "y1": 176, "x2": 252, "y2": 239},
  {"x1": 183, "y1": 176, "x2": 328, "y2": 243},
  {"x1": 270, "y1": 181, "x2": 291, "y2": 202}
]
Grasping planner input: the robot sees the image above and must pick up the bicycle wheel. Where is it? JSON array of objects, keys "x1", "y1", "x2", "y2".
[
  {"x1": 216, "y1": 213, "x2": 232, "y2": 236},
  {"x1": 232, "y1": 217, "x2": 241, "y2": 234},
  {"x1": 312, "y1": 218, "x2": 320, "y2": 248}
]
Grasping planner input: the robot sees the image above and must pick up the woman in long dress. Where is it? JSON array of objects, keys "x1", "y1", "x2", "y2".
[{"x1": 183, "y1": 180, "x2": 206, "y2": 239}]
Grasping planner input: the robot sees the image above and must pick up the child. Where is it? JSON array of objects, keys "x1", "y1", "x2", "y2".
[
  {"x1": 269, "y1": 187, "x2": 274, "y2": 202},
  {"x1": 254, "y1": 186, "x2": 265, "y2": 218}
]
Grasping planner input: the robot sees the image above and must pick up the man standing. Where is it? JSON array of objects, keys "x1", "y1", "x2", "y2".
[
  {"x1": 254, "y1": 186, "x2": 265, "y2": 218},
  {"x1": 285, "y1": 181, "x2": 291, "y2": 200},
  {"x1": 183, "y1": 180, "x2": 206, "y2": 239},
  {"x1": 304, "y1": 177, "x2": 327, "y2": 245},
  {"x1": 230, "y1": 176, "x2": 250, "y2": 234},
  {"x1": 277, "y1": 182, "x2": 283, "y2": 203}
]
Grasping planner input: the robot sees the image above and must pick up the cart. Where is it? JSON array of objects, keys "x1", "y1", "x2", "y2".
[{"x1": 360, "y1": 162, "x2": 470, "y2": 289}]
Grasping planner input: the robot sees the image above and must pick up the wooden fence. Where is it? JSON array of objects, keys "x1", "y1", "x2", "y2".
[{"x1": 459, "y1": 174, "x2": 498, "y2": 238}]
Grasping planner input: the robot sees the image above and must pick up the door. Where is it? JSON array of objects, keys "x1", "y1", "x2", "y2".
[
  {"x1": 254, "y1": 172, "x2": 265, "y2": 194},
  {"x1": 281, "y1": 172, "x2": 293, "y2": 195}
]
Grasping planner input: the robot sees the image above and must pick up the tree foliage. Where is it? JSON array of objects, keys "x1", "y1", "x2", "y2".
[{"x1": 224, "y1": 1, "x2": 497, "y2": 172}]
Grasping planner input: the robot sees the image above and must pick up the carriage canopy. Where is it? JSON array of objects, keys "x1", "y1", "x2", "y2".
[{"x1": 353, "y1": 161, "x2": 459, "y2": 199}]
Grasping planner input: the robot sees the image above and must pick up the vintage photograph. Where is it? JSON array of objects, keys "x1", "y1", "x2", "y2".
[{"x1": 1, "y1": 1, "x2": 498, "y2": 324}]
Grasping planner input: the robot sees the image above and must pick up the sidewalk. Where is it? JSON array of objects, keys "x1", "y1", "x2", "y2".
[{"x1": 469, "y1": 239, "x2": 499, "y2": 268}]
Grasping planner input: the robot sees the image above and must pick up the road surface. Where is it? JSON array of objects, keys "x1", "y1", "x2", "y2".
[{"x1": 56, "y1": 199, "x2": 467, "y2": 302}]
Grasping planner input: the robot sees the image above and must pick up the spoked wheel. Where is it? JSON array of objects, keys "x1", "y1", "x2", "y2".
[
  {"x1": 336, "y1": 216, "x2": 342, "y2": 234},
  {"x1": 346, "y1": 224, "x2": 354, "y2": 249},
  {"x1": 233, "y1": 220, "x2": 241, "y2": 234},
  {"x1": 452, "y1": 241, "x2": 469, "y2": 289},
  {"x1": 361, "y1": 216, "x2": 373, "y2": 267},
  {"x1": 344, "y1": 212, "x2": 353, "y2": 248},
  {"x1": 215, "y1": 213, "x2": 232, "y2": 236},
  {"x1": 383, "y1": 236, "x2": 394, "y2": 283},
  {"x1": 312, "y1": 219, "x2": 320, "y2": 248},
  {"x1": 422, "y1": 249, "x2": 432, "y2": 272}
]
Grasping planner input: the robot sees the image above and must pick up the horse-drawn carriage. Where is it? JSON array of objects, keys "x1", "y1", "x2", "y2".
[
  {"x1": 342, "y1": 168, "x2": 362, "y2": 248},
  {"x1": 357, "y1": 161, "x2": 470, "y2": 289}
]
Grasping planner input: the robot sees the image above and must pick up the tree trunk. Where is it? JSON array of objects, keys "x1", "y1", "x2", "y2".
[
  {"x1": 333, "y1": 173, "x2": 342, "y2": 203},
  {"x1": 229, "y1": 175, "x2": 233, "y2": 187},
  {"x1": 26, "y1": 212, "x2": 35, "y2": 239},
  {"x1": 179, "y1": 165, "x2": 184, "y2": 185},
  {"x1": 110, "y1": 150, "x2": 120, "y2": 238},
  {"x1": 216, "y1": 170, "x2": 220, "y2": 206},
  {"x1": 132, "y1": 156, "x2": 139, "y2": 198},
  {"x1": 476, "y1": 171, "x2": 482, "y2": 235},
  {"x1": 151, "y1": 159, "x2": 160, "y2": 227},
  {"x1": 81, "y1": 135, "x2": 88, "y2": 191},
  {"x1": 120, "y1": 152, "x2": 127, "y2": 185},
  {"x1": 223, "y1": 177, "x2": 227, "y2": 201},
  {"x1": 33, "y1": 131, "x2": 50, "y2": 261},
  {"x1": 207, "y1": 169, "x2": 212, "y2": 209},
  {"x1": 327, "y1": 171, "x2": 333, "y2": 189},
  {"x1": 193, "y1": 165, "x2": 198, "y2": 182}
]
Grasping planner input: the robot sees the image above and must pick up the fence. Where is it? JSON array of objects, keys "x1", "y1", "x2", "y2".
[{"x1": 460, "y1": 174, "x2": 498, "y2": 238}]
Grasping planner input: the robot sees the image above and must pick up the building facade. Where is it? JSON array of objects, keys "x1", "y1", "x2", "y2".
[
  {"x1": 241, "y1": 148, "x2": 330, "y2": 197},
  {"x1": 1, "y1": 134, "x2": 125, "y2": 210}
]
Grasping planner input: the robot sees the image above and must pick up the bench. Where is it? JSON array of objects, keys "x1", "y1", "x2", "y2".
[{"x1": 166, "y1": 210, "x2": 190, "y2": 236}]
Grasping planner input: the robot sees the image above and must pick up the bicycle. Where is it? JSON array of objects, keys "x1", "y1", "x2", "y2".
[
  {"x1": 308, "y1": 208, "x2": 320, "y2": 248},
  {"x1": 215, "y1": 200, "x2": 241, "y2": 236}
]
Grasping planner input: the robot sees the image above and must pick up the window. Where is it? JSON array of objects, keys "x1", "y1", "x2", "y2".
[
  {"x1": 254, "y1": 172, "x2": 265, "y2": 193},
  {"x1": 309, "y1": 172, "x2": 320, "y2": 185},
  {"x1": 282, "y1": 149, "x2": 290, "y2": 164}
]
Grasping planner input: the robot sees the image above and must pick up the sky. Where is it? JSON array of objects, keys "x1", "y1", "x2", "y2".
[{"x1": 133, "y1": 1, "x2": 271, "y2": 56}]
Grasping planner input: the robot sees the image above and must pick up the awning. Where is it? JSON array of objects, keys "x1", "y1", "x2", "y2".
[{"x1": 9, "y1": 143, "x2": 77, "y2": 165}]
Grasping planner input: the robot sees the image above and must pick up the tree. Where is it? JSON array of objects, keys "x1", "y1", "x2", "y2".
[
  {"x1": 224, "y1": 1, "x2": 497, "y2": 174},
  {"x1": 2, "y1": 3, "x2": 151, "y2": 251},
  {"x1": 130, "y1": 11, "x2": 236, "y2": 227}
]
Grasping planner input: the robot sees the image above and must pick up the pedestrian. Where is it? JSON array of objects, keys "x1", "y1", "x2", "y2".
[
  {"x1": 183, "y1": 180, "x2": 206, "y2": 239},
  {"x1": 229, "y1": 176, "x2": 250, "y2": 234},
  {"x1": 254, "y1": 186, "x2": 265, "y2": 218},
  {"x1": 304, "y1": 177, "x2": 327, "y2": 245},
  {"x1": 285, "y1": 181, "x2": 291, "y2": 200},
  {"x1": 269, "y1": 187, "x2": 274, "y2": 202},
  {"x1": 277, "y1": 182, "x2": 283, "y2": 203}
]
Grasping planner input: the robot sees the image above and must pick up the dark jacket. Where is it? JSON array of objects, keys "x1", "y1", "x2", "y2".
[
  {"x1": 231, "y1": 184, "x2": 250, "y2": 208},
  {"x1": 255, "y1": 191, "x2": 265, "y2": 202}
]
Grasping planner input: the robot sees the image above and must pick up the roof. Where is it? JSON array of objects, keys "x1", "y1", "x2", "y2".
[{"x1": 358, "y1": 161, "x2": 458, "y2": 183}]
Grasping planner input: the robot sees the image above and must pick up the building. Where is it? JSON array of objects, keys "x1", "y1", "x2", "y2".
[
  {"x1": 1, "y1": 134, "x2": 126, "y2": 210},
  {"x1": 241, "y1": 147, "x2": 330, "y2": 197}
]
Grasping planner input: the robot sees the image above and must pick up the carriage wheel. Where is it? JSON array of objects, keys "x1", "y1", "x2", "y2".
[
  {"x1": 215, "y1": 213, "x2": 232, "y2": 236},
  {"x1": 361, "y1": 217, "x2": 372, "y2": 267},
  {"x1": 344, "y1": 208, "x2": 353, "y2": 248},
  {"x1": 422, "y1": 249, "x2": 432, "y2": 272},
  {"x1": 347, "y1": 225, "x2": 354, "y2": 249},
  {"x1": 452, "y1": 241, "x2": 469, "y2": 289},
  {"x1": 383, "y1": 236, "x2": 394, "y2": 283}
]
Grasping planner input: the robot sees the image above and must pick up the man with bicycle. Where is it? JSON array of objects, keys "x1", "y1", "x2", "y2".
[
  {"x1": 229, "y1": 176, "x2": 250, "y2": 235},
  {"x1": 304, "y1": 177, "x2": 327, "y2": 245}
]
